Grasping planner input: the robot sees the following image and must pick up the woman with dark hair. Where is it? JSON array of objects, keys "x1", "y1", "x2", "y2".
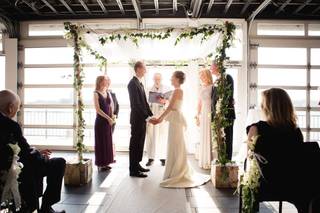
[
  {"x1": 155, "y1": 71, "x2": 210, "y2": 188},
  {"x1": 247, "y1": 88, "x2": 320, "y2": 213}
]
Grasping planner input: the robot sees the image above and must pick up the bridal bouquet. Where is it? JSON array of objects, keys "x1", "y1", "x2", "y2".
[
  {"x1": 239, "y1": 135, "x2": 267, "y2": 213},
  {"x1": 0, "y1": 142, "x2": 23, "y2": 211}
]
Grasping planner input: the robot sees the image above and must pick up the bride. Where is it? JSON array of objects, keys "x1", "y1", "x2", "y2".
[{"x1": 155, "y1": 71, "x2": 210, "y2": 188}]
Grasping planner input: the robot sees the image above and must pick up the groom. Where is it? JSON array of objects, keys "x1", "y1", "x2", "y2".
[{"x1": 128, "y1": 61, "x2": 157, "y2": 178}]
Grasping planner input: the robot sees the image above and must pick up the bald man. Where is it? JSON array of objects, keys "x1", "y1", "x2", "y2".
[
  {"x1": 0, "y1": 90, "x2": 66, "y2": 213},
  {"x1": 145, "y1": 73, "x2": 169, "y2": 166}
]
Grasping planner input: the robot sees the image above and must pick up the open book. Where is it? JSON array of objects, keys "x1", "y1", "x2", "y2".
[{"x1": 148, "y1": 91, "x2": 172, "y2": 104}]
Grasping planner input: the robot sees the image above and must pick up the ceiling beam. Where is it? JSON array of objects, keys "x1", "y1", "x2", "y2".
[
  {"x1": 275, "y1": 0, "x2": 292, "y2": 15},
  {"x1": 78, "y1": 0, "x2": 92, "y2": 14},
  {"x1": 131, "y1": 0, "x2": 141, "y2": 20},
  {"x1": 248, "y1": 0, "x2": 271, "y2": 21},
  {"x1": 59, "y1": 0, "x2": 76, "y2": 15},
  {"x1": 206, "y1": 0, "x2": 214, "y2": 15},
  {"x1": 240, "y1": 0, "x2": 253, "y2": 15},
  {"x1": 173, "y1": 0, "x2": 178, "y2": 13},
  {"x1": 154, "y1": 0, "x2": 159, "y2": 14},
  {"x1": 96, "y1": 0, "x2": 108, "y2": 13},
  {"x1": 294, "y1": 0, "x2": 312, "y2": 14},
  {"x1": 312, "y1": 5, "x2": 320, "y2": 14},
  {"x1": 192, "y1": 0, "x2": 202, "y2": 18},
  {"x1": 115, "y1": 0, "x2": 125, "y2": 14},
  {"x1": 224, "y1": 0, "x2": 233, "y2": 14},
  {"x1": 5, "y1": 0, "x2": 25, "y2": 14},
  {"x1": 22, "y1": 1, "x2": 41, "y2": 15},
  {"x1": 41, "y1": 0, "x2": 58, "y2": 14}
]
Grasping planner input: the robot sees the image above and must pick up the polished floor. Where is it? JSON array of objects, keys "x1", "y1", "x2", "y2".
[{"x1": 48, "y1": 152, "x2": 298, "y2": 213}]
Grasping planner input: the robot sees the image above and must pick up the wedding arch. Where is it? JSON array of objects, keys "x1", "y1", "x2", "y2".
[{"x1": 63, "y1": 21, "x2": 236, "y2": 168}]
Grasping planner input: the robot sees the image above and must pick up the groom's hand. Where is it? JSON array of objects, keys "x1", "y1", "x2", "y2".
[{"x1": 148, "y1": 118, "x2": 158, "y2": 125}]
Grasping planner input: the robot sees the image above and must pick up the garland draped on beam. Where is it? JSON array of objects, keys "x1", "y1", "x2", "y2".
[{"x1": 63, "y1": 21, "x2": 236, "y2": 166}]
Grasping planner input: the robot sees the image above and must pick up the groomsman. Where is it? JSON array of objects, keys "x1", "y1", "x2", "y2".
[
  {"x1": 210, "y1": 63, "x2": 236, "y2": 161},
  {"x1": 146, "y1": 73, "x2": 168, "y2": 166}
]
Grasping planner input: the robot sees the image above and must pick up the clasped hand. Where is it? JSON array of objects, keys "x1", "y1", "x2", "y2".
[{"x1": 148, "y1": 117, "x2": 162, "y2": 125}]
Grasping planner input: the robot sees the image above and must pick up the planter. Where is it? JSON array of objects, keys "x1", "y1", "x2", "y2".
[
  {"x1": 211, "y1": 163, "x2": 239, "y2": 188},
  {"x1": 64, "y1": 158, "x2": 93, "y2": 186},
  {"x1": 195, "y1": 143, "x2": 200, "y2": 160}
]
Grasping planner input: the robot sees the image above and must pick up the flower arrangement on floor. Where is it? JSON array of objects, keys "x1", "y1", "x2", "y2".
[
  {"x1": 240, "y1": 135, "x2": 267, "y2": 213},
  {"x1": 0, "y1": 141, "x2": 23, "y2": 211}
]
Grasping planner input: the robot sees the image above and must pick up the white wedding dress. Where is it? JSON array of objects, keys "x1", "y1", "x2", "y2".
[{"x1": 160, "y1": 96, "x2": 211, "y2": 188}]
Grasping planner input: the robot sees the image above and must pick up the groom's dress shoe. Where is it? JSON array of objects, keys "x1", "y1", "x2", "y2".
[
  {"x1": 130, "y1": 172, "x2": 148, "y2": 178},
  {"x1": 160, "y1": 159, "x2": 165, "y2": 166},
  {"x1": 139, "y1": 166, "x2": 150, "y2": 172},
  {"x1": 146, "y1": 159, "x2": 154, "y2": 166}
]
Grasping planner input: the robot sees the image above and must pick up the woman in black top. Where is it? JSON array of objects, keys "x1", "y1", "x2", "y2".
[{"x1": 247, "y1": 88, "x2": 320, "y2": 213}]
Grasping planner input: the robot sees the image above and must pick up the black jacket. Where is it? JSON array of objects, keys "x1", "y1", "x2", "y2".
[
  {"x1": 0, "y1": 112, "x2": 44, "y2": 211},
  {"x1": 110, "y1": 91, "x2": 119, "y2": 117},
  {"x1": 211, "y1": 74, "x2": 236, "y2": 121},
  {"x1": 127, "y1": 77, "x2": 153, "y2": 124}
]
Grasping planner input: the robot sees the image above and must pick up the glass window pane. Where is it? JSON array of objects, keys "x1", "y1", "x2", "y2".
[
  {"x1": 113, "y1": 128, "x2": 130, "y2": 147},
  {"x1": 308, "y1": 24, "x2": 320, "y2": 36},
  {"x1": 311, "y1": 48, "x2": 320, "y2": 65},
  {"x1": 24, "y1": 88, "x2": 74, "y2": 105},
  {"x1": 83, "y1": 67, "x2": 105, "y2": 85},
  {"x1": 310, "y1": 132, "x2": 320, "y2": 142},
  {"x1": 111, "y1": 87, "x2": 130, "y2": 105},
  {"x1": 24, "y1": 108, "x2": 73, "y2": 125},
  {"x1": 311, "y1": 69, "x2": 320, "y2": 86},
  {"x1": 296, "y1": 111, "x2": 306, "y2": 128},
  {"x1": 258, "y1": 68, "x2": 306, "y2": 86},
  {"x1": 25, "y1": 48, "x2": 73, "y2": 64},
  {"x1": 258, "y1": 47, "x2": 307, "y2": 65},
  {"x1": 29, "y1": 24, "x2": 64, "y2": 36},
  {"x1": 24, "y1": 128, "x2": 73, "y2": 146},
  {"x1": 83, "y1": 88, "x2": 95, "y2": 105},
  {"x1": 24, "y1": 68, "x2": 73, "y2": 85},
  {"x1": 311, "y1": 90, "x2": 320, "y2": 107},
  {"x1": 84, "y1": 128, "x2": 94, "y2": 146},
  {"x1": 257, "y1": 23, "x2": 305, "y2": 36},
  {"x1": 108, "y1": 66, "x2": 132, "y2": 85},
  {"x1": 258, "y1": 89, "x2": 306, "y2": 107},
  {"x1": 116, "y1": 108, "x2": 130, "y2": 127},
  {"x1": 311, "y1": 112, "x2": 320, "y2": 129},
  {"x1": 0, "y1": 56, "x2": 5, "y2": 90},
  {"x1": 83, "y1": 108, "x2": 96, "y2": 126}
]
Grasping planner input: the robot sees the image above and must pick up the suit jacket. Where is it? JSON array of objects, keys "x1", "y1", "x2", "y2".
[
  {"x1": 110, "y1": 92, "x2": 119, "y2": 117},
  {"x1": 211, "y1": 74, "x2": 236, "y2": 121},
  {"x1": 128, "y1": 76, "x2": 153, "y2": 124},
  {"x1": 0, "y1": 112, "x2": 44, "y2": 210}
]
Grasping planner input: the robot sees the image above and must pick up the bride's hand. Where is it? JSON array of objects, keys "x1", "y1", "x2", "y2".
[{"x1": 195, "y1": 115, "x2": 200, "y2": 126}]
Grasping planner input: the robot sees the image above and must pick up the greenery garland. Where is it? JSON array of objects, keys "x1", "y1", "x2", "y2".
[
  {"x1": 211, "y1": 22, "x2": 236, "y2": 166},
  {"x1": 63, "y1": 21, "x2": 236, "y2": 167},
  {"x1": 240, "y1": 135, "x2": 262, "y2": 213}
]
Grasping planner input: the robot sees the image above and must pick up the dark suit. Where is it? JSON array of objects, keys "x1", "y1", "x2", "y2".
[
  {"x1": 127, "y1": 77, "x2": 153, "y2": 174},
  {"x1": 0, "y1": 112, "x2": 65, "y2": 212},
  {"x1": 211, "y1": 74, "x2": 235, "y2": 160},
  {"x1": 109, "y1": 91, "x2": 119, "y2": 133}
]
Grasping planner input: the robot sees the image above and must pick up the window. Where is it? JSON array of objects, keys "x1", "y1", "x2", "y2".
[
  {"x1": 28, "y1": 24, "x2": 64, "y2": 36},
  {"x1": 258, "y1": 47, "x2": 307, "y2": 65},
  {"x1": 257, "y1": 23, "x2": 305, "y2": 36},
  {"x1": 0, "y1": 56, "x2": 5, "y2": 90},
  {"x1": 25, "y1": 47, "x2": 73, "y2": 64},
  {"x1": 308, "y1": 24, "x2": 320, "y2": 36}
]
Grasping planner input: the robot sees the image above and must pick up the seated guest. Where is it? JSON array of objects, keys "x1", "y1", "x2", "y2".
[
  {"x1": 247, "y1": 88, "x2": 320, "y2": 213},
  {"x1": 0, "y1": 90, "x2": 66, "y2": 213}
]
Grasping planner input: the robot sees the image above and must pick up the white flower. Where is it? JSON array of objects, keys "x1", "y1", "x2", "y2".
[{"x1": 8, "y1": 144, "x2": 21, "y2": 156}]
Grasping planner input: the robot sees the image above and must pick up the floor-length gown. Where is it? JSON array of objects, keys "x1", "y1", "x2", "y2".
[
  {"x1": 199, "y1": 85, "x2": 213, "y2": 169},
  {"x1": 94, "y1": 91, "x2": 114, "y2": 166},
  {"x1": 160, "y1": 96, "x2": 210, "y2": 188}
]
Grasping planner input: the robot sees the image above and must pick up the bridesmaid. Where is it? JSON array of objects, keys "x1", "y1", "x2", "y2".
[
  {"x1": 195, "y1": 68, "x2": 214, "y2": 169},
  {"x1": 94, "y1": 75, "x2": 114, "y2": 171}
]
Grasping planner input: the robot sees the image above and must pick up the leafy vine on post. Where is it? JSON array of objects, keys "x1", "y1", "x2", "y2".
[
  {"x1": 212, "y1": 21, "x2": 236, "y2": 166},
  {"x1": 64, "y1": 22, "x2": 86, "y2": 163}
]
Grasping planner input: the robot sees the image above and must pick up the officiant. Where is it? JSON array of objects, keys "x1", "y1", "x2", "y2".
[{"x1": 146, "y1": 73, "x2": 169, "y2": 166}]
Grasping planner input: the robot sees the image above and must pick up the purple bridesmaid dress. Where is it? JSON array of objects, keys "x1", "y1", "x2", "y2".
[{"x1": 94, "y1": 91, "x2": 114, "y2": 167}]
